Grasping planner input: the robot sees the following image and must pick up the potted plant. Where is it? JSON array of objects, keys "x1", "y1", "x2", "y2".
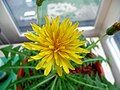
[
  {"x1": 0, "y1": 17, "x2": 120, "y2": 90},
  {"x1": 0, "y1": 0, "x2": 120, "y2": 90}
]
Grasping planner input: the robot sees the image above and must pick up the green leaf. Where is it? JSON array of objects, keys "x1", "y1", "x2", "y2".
[
  {"x1": 61, "y1": 78, "x2": 67, "y2": 90},
  {"x1": 101, "y1": 77, "x2": 120, "y2": 90},
  {"x1": 18, "y1": 54, "x2": 25, "y2": 62},
  {"x1": 9, "y1": 74, "x2": 45, "y2": 88},
  {"x1": 57, "y1": 78, "x2": 62, "y2": 90},
  {"x1": 84, "y1": 75, "x2": 94, "y2": 85},
  {"x1": 30, "y1": 74, "x2": 55, "y2": 90},
  {"x1": 0, "y1": 45, "x2": 27, "y2": 60},
  {"x1": 66, "y1": 75, "x2": 104, "y2": 90},
  {"x1": 86, "y1": 41, "x2": 99, "y2": 50},
  {"x1": 53, "y1": 78, "x2": 60, "y2": 90},
  {"x1": 50, "y1": 76, "x2": 58, "y2": 90},
  {"x1": 83, "y1": 86, "x2": 92, "y2": 90},
  {"x1": 22, "y1": 48, "x2": 32, "y2": 56},
  {"x1": 79, "y1": 35, "x2": 86, "y2": 41},
  {"x1": 0, "y1": 45, "x2": 13, "y2": 58},
  {"x1": 0, "y1": 59, "x2": 11, "y2": 71},
  {"x1": 86, "y1": 34, "x2": 106, "y2": 50},
  {"x1": 83, "y1": 56, "x2": 108, "y2": 63},
  {"x1": 24, "y1": 68, "x2": 30, "y2": 76},
  {"x1": 0, "y1": 70, "x2": 16, "y2": 90},
  {"x1": 95, "y1": 74, "x2": 108, "y2": 89},
  {"x1": 66, "y1": 79, "x2": 76, "y2": 90},
  {"x1": 0, "y1": 64, "x2": 34, "y2": 72},
  {"x1": 11, "y1": 56, "x2": 20, "y2": 66},
  {"x1": 11, "y1": 46, "x2": 21, "y2": 58}
]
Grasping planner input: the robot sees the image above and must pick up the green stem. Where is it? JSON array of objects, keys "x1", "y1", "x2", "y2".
[
  {"x1": 2, "y1": 66, "x2": 35, "y2": 71},
  {"x1": 87, "y1": 34, "x2": 107, "y2": 50},
  {"x1": 9, "y1": 66, "x2": 35, "y2": 69},
  {"x1": 9, "y1": 74, "x2": 45, "y2": 87},
  {"x1": 83, "y1": 57, "x2": 107, "y2": 63},
  {"x1": 31, "y1": 74, "x2": 55, "y2": 90},
  {"x1": 50, "y1": 76, "x2": 58, "y2": 90},
  {"x1": 37, "y1": 6, "x2": 40, "y2": 25},
  {"x1": 3, "y1": 48, "x2": 27, "y2": 57},
  {"x1": 66, "y1": 79, "x2": 76, "y2": 90},
  {"x1": 58, "y1": 78, "x2": 62, "y2": 90},
  {"x1": 66, "y1": 75, "x2": 104, "y2": 90}
]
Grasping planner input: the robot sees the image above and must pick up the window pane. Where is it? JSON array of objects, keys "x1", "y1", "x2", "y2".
[
  {"x1": 114, "y1": 31, "x2": 120, "y2": 50},
  {"x1": 3, "y1": 0, "x2": 37, "y2": 33},
  {"x1": 3, "y1": 0, "x2": 102, "y2": 34}
]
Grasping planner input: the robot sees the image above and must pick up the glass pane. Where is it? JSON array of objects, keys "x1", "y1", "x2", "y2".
[
  {"x1": 3, "y1": 0, "x2": 102, "y2": 34},
  {"x1": 3, "y1": 0, "x2": 37, "y2": 33},
  {"x1": 114, "y1": 31, "x2": 120, "y2": 50}
]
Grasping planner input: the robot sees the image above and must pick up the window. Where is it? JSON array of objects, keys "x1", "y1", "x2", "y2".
[
  {"x1": 3, "y1": 0, "x2": 102, "y2": 34},
  {"x1": 113, "y1": 31, "x2": 120, "y2": 50},
  {"x1": 3, "y1": 0, "x2": 37, "y2": 33}
]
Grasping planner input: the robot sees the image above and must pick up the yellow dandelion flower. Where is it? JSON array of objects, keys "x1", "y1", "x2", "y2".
[{"x1": 23, "y1": 16, "x2": 89, "y2": 76}]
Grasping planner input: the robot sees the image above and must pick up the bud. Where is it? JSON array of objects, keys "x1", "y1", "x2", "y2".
[
  {"x1": 113, "y1": 22, "x2": 120, "y2": 30},
  {"x1": 36, "y1": 0, "x2": 45, "y2": 6},
  {"x1": 106, "y1": 22, "x2": 120, "y2": 35}
]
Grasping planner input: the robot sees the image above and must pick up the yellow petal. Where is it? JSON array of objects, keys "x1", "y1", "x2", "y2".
[
  {"x1": 23, "y1": 42, "x2": 41, "y2": 50},
  {"x1": 44, "y1": 16, "x2": 50, "y2": 26},
  {"x1": 69, "y1": 22, "x2": 79, "y2": 31},
  {"x1": 46, "y1": 37, "x2": 53, "y2": 44},
  {"x1": 55, "y1": 16, "x2": 60, "y2": 24},
  {"x1": 70, "y1": 57, "x2": 83, "y2": 64},
  {"x1": 67, "y1": 61, "x2": 75, "y2": 70},
  {"x1": 64, "y1": 50, "x2": 83, "y2": 64},
  {"x1": 24, "y1": 32, "x2": 39, "y2": 42},
  {"x1": 74, "y1": 41, "x2": 86, "y2": 47},
  {"x1": 52, "y1": 16, "x2": 60, "y2": 33},
  {"x1": 30, "y1": 55, "x2": 42, "y2": 60},
  {"x1": 54, "y1": 52, "x2": 59, "y2": 66},
  {"x1": 58, "y1": 52, "x2": 69, "y2": 59},
  {"x1": 76, "y1": 48, "x2": 90, "y2": 53},
  {"x1": 28, "y1": 58, "x2": 34, "y2": 62},
  {"x1": 61, "y1": 59, "x2": 69, "y2": 74},
  {"x1": 72, "y1": 57, "x2": 83, "y2": 64},
  {"x1": 31, "y1": 23, "x2": 41, "y2": 34},
  {"x1": 30, "y1": 51, "x2": 49, "y2": 60},
  {"x1": 46, "y1": 54, "x2": 53, "y2": 62},
  {"x1": 56, "y1": 65, "x2": 62, "y2": 76},
  {"x1": 44, "y1": 59, "x2": 53, "y2": 76},
  {"x1": 35, "y1": 59, "x2": 46, "y2": 70},
  {"x1": 62, "y1": 58, "x2": 75, "y2": 70}
]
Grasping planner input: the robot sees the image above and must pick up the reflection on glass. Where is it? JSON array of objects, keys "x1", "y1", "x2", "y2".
[
  {"x1": 3, "y1": 0, "x2": 101, "y2": 34},
  {"x1": 114, "y1": 32, "x2": 120, "y2": 50},
  {"x1": 3, "y1": 0, "x2": 36, "y2": 33}
]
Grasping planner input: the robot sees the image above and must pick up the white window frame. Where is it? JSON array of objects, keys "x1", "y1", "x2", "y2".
[
  {"x1": 99, "y1": 0, "x2": 120, "y2": 85},
  {"x1": 82, "y1": 0, "x2": 112, "y2": 37},
  {"x1": 0, "y1": 0, "x2": 111, "y2": 43}
]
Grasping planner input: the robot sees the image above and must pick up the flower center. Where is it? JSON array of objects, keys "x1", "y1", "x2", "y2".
[
  {"x1": 49, "y1": 40, "x2": 61, "y2": 52},
  {"x1": 54, "y1": 43, "x2": 60, "y2": 52}
]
